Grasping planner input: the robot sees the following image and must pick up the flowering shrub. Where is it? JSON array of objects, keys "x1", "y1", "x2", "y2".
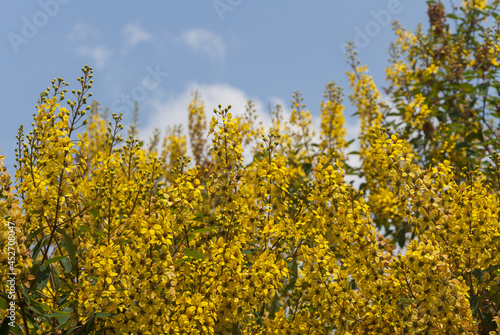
[{"x1": 1, "y1": 2, "x2": 500, "y2": 334}]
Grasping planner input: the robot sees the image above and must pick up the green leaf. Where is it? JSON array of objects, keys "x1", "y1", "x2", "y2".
[
  {"x1": 231, "y1": 321, "x2": 242, "y2": 335},
  {"x1": 58, "y1": 299, "x2": 77, "y2": 310},
  {"x1": 461, "y1": 83, "x2": 475, "y2": 93},
  {"x1": 190, "y1": 226, "x2": 220, "y2": 235},
  {"x1": 46, "y1": 255, "x2": 68, "y2": 266},
  {"x1": 477, "y1": 82, "x2": 489, "y2": 96},
  {"x1": 484, "y1": 265, "x2": 500, "y2": 275},
  {"x1": 302, "y1": 162, "x2": 312, "y2": 175},
  {"x1": 28, "y1": 305, "x2": 45, "y2": 316},
  {"x1": 95, "y1": 312, "x2": 115, "y2": 318},
  {"x1": 269, "y1": 293, "x2": 280, "y2": 318},
  {"x1": 349, "y1": 279, "x2": 357, "y2": 290},
  {"x1": 397, "y1": 229, "x2": 406, "y2": 249},
  {"x1": 61, "y1": 325, "x2": 80, "y2": 335},
  {"x1": 93, "y1": 229, "x2": 106, "y2": 237},
  {"x1": 78, "y1": 223, "x2": 92, "y2": 234},
  {"x1": 25, "y1": 226, "x2": 46, "y2": 245},
  {"x1": 0, "y1": 316, "x2": 10, "y2": 335},
  {"x1": 174, "y1": 258, "x2": 187, "y2": 265},
  {"x1": 241, "y1": 249, "x2": 258, "y2": 255},
  {"x1": 397, "y1": 298, "x2": 417, "y2": 306},
  {"x1": 472, "y1": 268, "x2": 483, "y2": 281},
  {"x1": 89, "y1": 208, "x2": 100, "y2": 218},
  {"x1": 465, "y1": 131, "x2": 483, "y2": 143},
  {"x1": 56, "y1": 311, "x2": 71, "y2": 326},
  {"x1": 293, "y1": 143, "x2": 303, "y2": 155},
  {"x1": 0, "y1": 297, "x2": 7, "y2": 311},
  {"x1": 470, "y1": 295, "x2": 479, "y2": 316},
  {"x1": 182, "y1": 249, "x2": 205, "y2": 260},
  {"x1": 60, "y1": 257, "x2": 72, "y2": 273},
  {"x1": 56, "y1": 311, "x2": 73, "y2": 330},
  {"x1": 29, "y1": 300, "x2": 50, "y2": 314},
  {"x1": 19, "y1": 284, "x2": 30, "y2": 305},
  {"x1": 37, "y1": 264, "x2": 51, "y2": 291},
  {"x1": 50, "y1": 265, "x2": 60, "y2": 291},
  {"x1": 82, "y1": 197, "x2": 106, "y2": 207},
  {"x1": 63, "y1": 232, "x2": 76, "y2": 270},
  {"x1": 8, "y1": 323, "x2": 23, "y2": 335},
  {"x1": 468, "y1": 97, "x2": 479, "y2": 108},
  {"x1": 455, "y1": 142, "x2": 469, "y2": 150},
  {"x1": 32, "y1": 236, "x2": 48, "y2": 261},
  {"x1": 190, "y1": 213, "x2": 205, "y2": 223},
  {"x1": 44, "y1": 311, "x2": 71, "y2": 318},
  {"x1": 79, "y1": 316, "x2": 95, "y2": 334}
]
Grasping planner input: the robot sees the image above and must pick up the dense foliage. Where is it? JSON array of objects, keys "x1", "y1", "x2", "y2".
[{"x1": 1, "y1": 1, "x2": 500, "y2": 334}]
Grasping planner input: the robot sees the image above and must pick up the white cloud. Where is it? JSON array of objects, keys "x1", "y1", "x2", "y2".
[
  {"x1": 141, "y1": 84, "x2": 365, "y2": 186},
  {"x1": 66, "y1": 23, "x2": 100, "y2": 42},
  {"x1": 179, "y1": 29, "x2": 226, "y2": 62},
  {"x1": 142, "y1": 82, "x2": 267, "y2": 135},
  {"x1": 123, "y1": 23, "x2": 152, "y2": 47},
  {"x1": 141, "y1": 83, "x2": 271, "y2": 159},
  {"x1": 76, "y1": 46, "x2": 111, "y2": 69},
  {"x1": 67, "y1": 23, "x2": 111, "y2": 69}
]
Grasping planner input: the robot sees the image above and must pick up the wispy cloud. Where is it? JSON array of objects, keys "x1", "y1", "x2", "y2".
[
  {"x1": 179, "y1": 29, "x2": 226, "y2": 62},
  {"x1": 143, "y1": 82, "x2": 265, "y2": 136},
  {"x1": 141, "y1": 83, "x2": 269, "y2": 159},
  {"x1": 66, "y1": 23, "x2": 100, "y2": 43},
  {"x1": 67, "y1": 23, "x2": 111, "y2": 69},
  {"x1": 123, "y1": 23, "x2": 152, "y2": 47},
  {"x1": 75, "y1": 46, "x2": 111, "y2": 69}
]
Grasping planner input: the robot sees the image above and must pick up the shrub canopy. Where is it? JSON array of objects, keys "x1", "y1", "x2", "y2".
[{"x1": 1, "y1": 1, "x2": 500, "y2": 334}]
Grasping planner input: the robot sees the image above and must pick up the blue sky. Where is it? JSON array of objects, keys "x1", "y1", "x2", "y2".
[{"x1": 0, "y1": 0, "x2": 429, "y2": 173}]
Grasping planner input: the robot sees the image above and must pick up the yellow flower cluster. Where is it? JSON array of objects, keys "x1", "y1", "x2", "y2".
[
  {"x1": 404, "y1": 93, "x2": 432, "y2": 129},
  {"x1": 235, "y1": 99, "x2": 264, "y2": 152},
  {"x1": 347, "y1": 52, "x2": 413, "y2": 229},
  {"x1": 1, "y1": 4, "x2": 500, "y2": 334},
  {"x1": 462, "y1": 0, "x2": 488, "y2": 11},
  {"x1": 188, "y1": 91, "x2": 208, "y2": 169},
  {"x1": 319, "y1": 83, "x2": 347, "y2": 162},
  {"x1": 161, "y1": 124, "x2": 187, "y2": 181},
  {"x1": 0, "y1": 84, "x2": 494, "y2": 335}
]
